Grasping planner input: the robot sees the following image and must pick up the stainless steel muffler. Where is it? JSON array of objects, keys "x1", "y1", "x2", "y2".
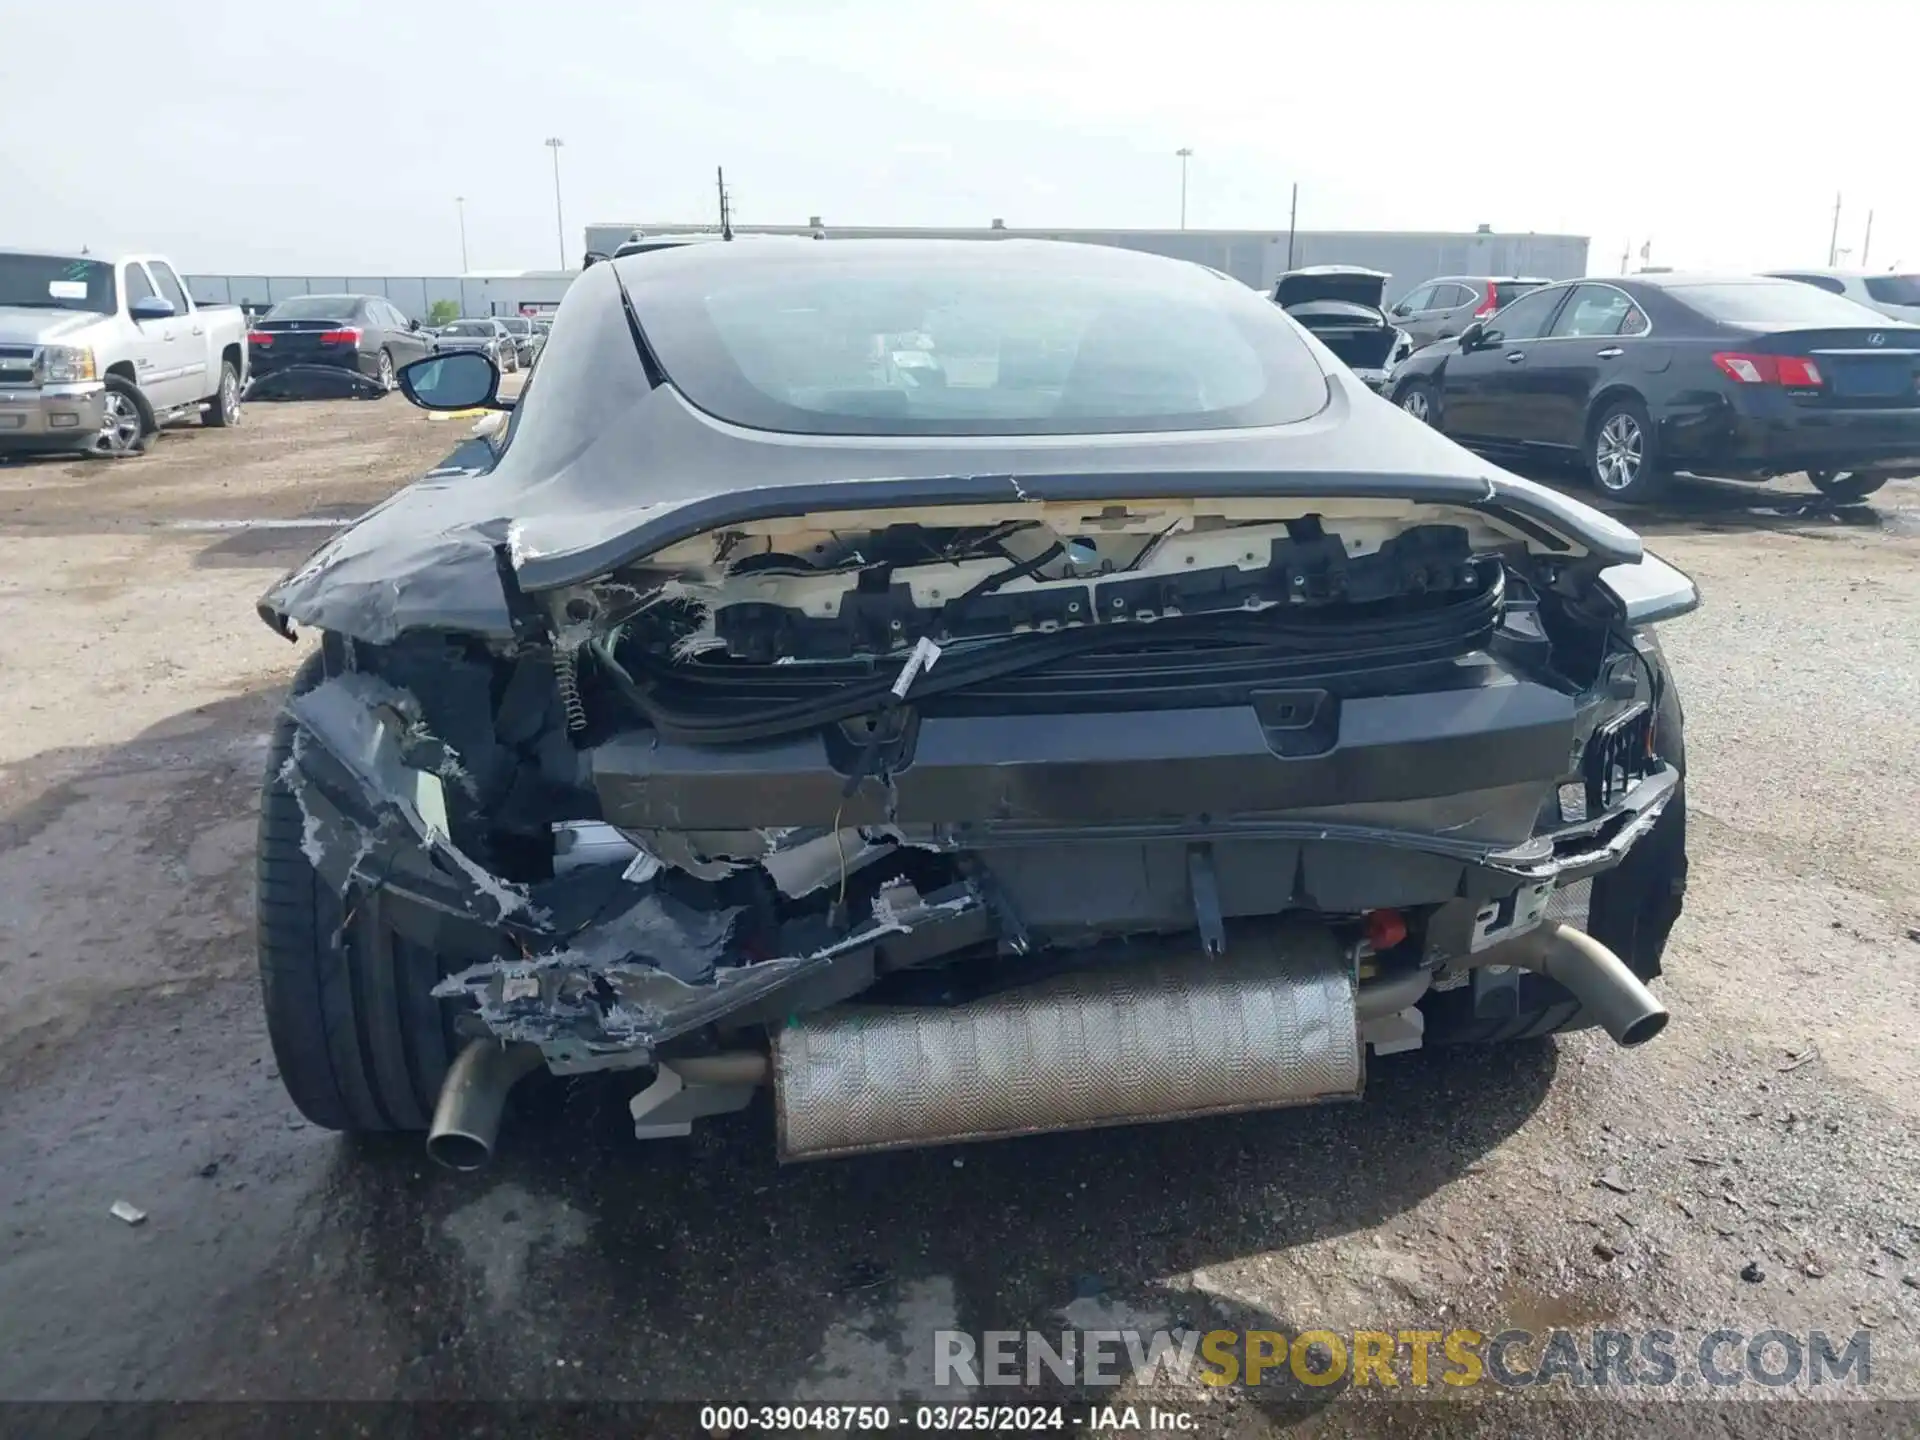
[
  {"x1": 427, "y1": 1039, "x2": 546, "y2": 1170},
  {"x1": 772, "y1": 925, "x2": 1361, "y2": 1160}
]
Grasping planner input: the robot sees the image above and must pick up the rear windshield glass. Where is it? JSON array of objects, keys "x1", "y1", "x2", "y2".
[
  {"x1": 634, "y1": 254, "x2": 1330, "y2": 435},
  {"x1": 0, "y1": 253, "x2": 116, "y2": 315},
  {"x1": 1669, "y1": 282, "x2": 1887, "y2": 327},
  {"x1": 267, "y1": 296, "x2": 360, "y2": 320},
  {"x1": 1864, "y1": 274, "x2": 1920, "y2": 307},
  {"x1": 443, "y1": 321, "x2": 494, "y2": 335},
  {"x1": 1493, "y1": 280, "x2": 1544, "y2": 306}
]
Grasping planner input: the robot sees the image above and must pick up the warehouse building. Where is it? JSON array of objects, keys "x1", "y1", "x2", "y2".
[
  {"x1": 584, "y1": 221, "x2": 1590, "y2": 300},
  {"x1": 186, "y1": 222, "x2": 1587, "y2": 322}
]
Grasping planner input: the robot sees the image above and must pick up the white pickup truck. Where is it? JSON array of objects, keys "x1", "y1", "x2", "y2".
[{"x1": 0, "y1": 250, "x2": 248, "y2": 459}]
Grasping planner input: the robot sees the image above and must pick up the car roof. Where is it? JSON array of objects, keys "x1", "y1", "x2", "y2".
[
  {"x1": 1427, "y1": 274, "x2": 1550, "y2": 284},
  {"x1": 274, "y1": 292, "x2": 377, "y2": 304},
  {"x1": 1617, "y1": 272, "x2": 1808, "y2": 289},
  {"x1": 611, "y1": 235, "x2": 1237, "y2": 287}
]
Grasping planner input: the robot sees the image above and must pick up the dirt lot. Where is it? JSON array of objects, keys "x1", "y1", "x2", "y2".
[{"x1": 1, "y1": 396, "x2": 1916, "y2": 1433}]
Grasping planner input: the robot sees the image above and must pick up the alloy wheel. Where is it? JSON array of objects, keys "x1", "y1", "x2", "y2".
[
  {"x1": 220, "y1": 370, "x2": 241, "y2": 424},
  {"x1": 1400, "y1": 389, "x2": 1431, "y2": 424},
  {"x1": 92, "y1": 390, "x2": 143, "y2": 456},
  {"x1": 1594, "y1": 413, "x2": 1643, "y2": 492},
  {"x1": 378, "y1": 352, "x2": 395, "y2": 391}
]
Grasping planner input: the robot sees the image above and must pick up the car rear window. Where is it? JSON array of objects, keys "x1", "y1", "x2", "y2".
[
  {"x1": 444, "y1": 321, "x2": 493, "y2": 335},
  {"x1": 267, "y1": 296, "x2": 359, "y2": 320},
  {"x1": 1668, "y1": 281, "x2": 1886, "y2": 327},
  {"x1": 634, "y1": 254, "x2": 1330, "y2": 436},
  {"x1": 1493, "y1": 280, "x2": 1543, "y2": 307},
  {"x1": 1863, "y1": 274, "x2": 1920, "y2": 307}
]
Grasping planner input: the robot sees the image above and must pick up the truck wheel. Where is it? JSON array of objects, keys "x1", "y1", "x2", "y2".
[
  {"x1": 1807, "y1": 470, "x2": 1887, "y2": 503},
  {"x1": 257, "y1": 653, "x2": 458, "y2": 1131},
  {"x1": 86, "y1": 377, "x2": 152, "y2": 459},
  {"x1": 201, "y1": 362, "x2": 241, "y2": 427}
]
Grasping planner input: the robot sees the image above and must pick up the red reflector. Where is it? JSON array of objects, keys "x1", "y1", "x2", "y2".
[
  {"x1": 247, "y1": 331, "x2": 272, "y2": 347},
  {"x1": 317, "y1": 328, "x2": 361, "y2": 344},
  {"x1": 1473, "y1": 284, "x2": 1499, "y2": 318},
  {"x1": 1364, "y1": 909, "x2": 1409, "y2": 952}
]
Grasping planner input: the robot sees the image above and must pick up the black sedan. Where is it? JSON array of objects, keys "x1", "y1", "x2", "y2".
[
  {"x1": 1386, "y1": 274, "x2": 1920, "y2": 502},
  {"x1": 254, "y1": 240, "x2": 1694, "y2": 1169},
  {"x1": 247, "y1": 294, "x2": 432, "y2": 395}
]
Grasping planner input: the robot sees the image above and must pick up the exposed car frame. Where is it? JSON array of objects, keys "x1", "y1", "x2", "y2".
[{"x1": 254, "y1": 241, "x2": 1696, "y2": 1168}]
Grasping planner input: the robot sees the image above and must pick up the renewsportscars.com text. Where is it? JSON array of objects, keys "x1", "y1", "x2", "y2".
[{"x1": 935, "y1": 1327, "x2": 1871, "y2": 1391}]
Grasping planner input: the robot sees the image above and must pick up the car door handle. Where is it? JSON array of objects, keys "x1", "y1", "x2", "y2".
[
  {"x1": 1595, "y1": 347, "x2": 1623, "y2": 358},
  {"x1": 1504, "y1": 351, "x2": 1526, "y2": 363},
  {"x1": 191, "y1": 325, "x2": 205, "y2": 336}
]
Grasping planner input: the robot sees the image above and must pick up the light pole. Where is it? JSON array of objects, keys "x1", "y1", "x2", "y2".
[
  {"x1": 455, "y1": 195, "x2": 469, "y2": 272},
  {"x1": 1175, "y1": 148, "x2": 1193, "y2": 229},
  {"x1": 544, "y1": 137, "x2": 567, "y2": 270}
]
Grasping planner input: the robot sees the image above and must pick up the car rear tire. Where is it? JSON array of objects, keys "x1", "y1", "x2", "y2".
[
  {"x1": 1806, "y1": 470, "x2": 1888, "y2": 503},
  {"x1": 257, "y1": 653, "x2": 458, "y2": 1132},
  {"x1": 361, "y1": 349, "x2": 396, "y2": 400},
  {"x1": 1585, "y1": 396, "x2": 1667, "y2": 502},
  {"x1": 201, "y1": 362, "x2": 241, "y2": 427},
  {"x1": 1425, "y1": 656, "x2": 1686, "y2": 1047},
  {"x1": 1395, "y1": 379, "x2": 1438, "y2": 427},
  {"x1": 85, "y1": 377, "x2": 152, "y2": 459}
]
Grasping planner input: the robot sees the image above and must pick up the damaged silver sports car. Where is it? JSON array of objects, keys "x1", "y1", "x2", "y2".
[{"x1": 255, "y1": 239, "x2": 1697, "y2": 1170}]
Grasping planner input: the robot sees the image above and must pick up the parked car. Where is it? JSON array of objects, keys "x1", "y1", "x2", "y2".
[
  {"x1": 432, "y1": 317, "x2": 518, "y2": 371},
  {"x1": 496, "y1": 315, "x2": 544, "y2": 367},
  {"x1": 254, "y1": 239, "x2": 1695, "y2": 1169},
  {"x1": 247, "y1": 294, "x2": 432, "y2": 396},
  {"x1": 1388, "y1": 275, "x2": 1549, "y2": 352},
  {"x1": 1386, "y1": 273, "x2": 1920, "y2": 503},
  {"x1": 0, "y1": 249, "x2": 248, "y2": 458},
  {"x1": 1269, "y1": 266, "x2": 1409, "y2": 391},
  {"x1": 1764, "y1": 268, "x2": 1920, "y2": 326}
]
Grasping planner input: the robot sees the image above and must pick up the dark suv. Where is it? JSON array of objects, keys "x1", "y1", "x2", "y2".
[{"x1": 1389, "y1": 276, "x2": 1549, "y2": 351}]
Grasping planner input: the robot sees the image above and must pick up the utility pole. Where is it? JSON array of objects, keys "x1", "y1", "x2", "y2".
[
  {"x1": 455, "y1": 196, "x2": 469, "y2": 272},
  {"x1": 1862, "y1": 209, "x2": 1874, "y2": 268},
  {"x1": 717, "y1": 166, "x2": 733, "y2": 240},
  {"x1": 1827, "y1": 191, "x2": 1842, "y2": 266},
  {"x1": 1286, "y1": 183, "x2": 1298, "y2": 269},
  {"x1": 1176, "y1": 148, "x2": 1193, "y2": 229},
  {"x1": 544, "y1": 137, "x2": 567, "y2": 270}
]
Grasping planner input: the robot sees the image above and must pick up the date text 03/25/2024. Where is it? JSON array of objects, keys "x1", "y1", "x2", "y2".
[{"x1": 700, "y1": 1404, "x2": 1196, "y2": 1432}]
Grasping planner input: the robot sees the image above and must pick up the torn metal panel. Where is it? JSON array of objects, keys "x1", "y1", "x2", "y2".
[{"x1": 433, "y1": 883, "x2": 996, "y2": 1073}]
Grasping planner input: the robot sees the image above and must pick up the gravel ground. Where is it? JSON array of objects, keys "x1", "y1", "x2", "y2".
[{"x1": 0, "y1": 398, "x2": 1916, "y2": 1436}]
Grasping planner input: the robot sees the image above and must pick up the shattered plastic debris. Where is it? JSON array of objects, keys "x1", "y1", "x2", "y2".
[{"x1": 110, "y1": 1201, "x2": 147, "y2": 1226}]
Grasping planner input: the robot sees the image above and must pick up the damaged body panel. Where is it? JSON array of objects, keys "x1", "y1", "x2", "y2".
[{"x1": 255, "y1": 240, "x2": 1696, "y2": 1164}]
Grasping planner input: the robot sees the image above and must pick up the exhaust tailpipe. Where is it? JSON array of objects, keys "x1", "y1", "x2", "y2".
[
  {"x1": 427, "y1": 1039, "x2": 546, "y2": 1170},
  {"x1": 1508, "y1": 922, "x2": 1669, "y2": 1047}
]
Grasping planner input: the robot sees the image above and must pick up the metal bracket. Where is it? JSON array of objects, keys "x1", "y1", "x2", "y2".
[
  {"x1": 1188, "y1": 844, "x2": 1225, "y2": 957},
  {"x1": 628, "y1": 1064, "x2": 758, "y2": 1140}
]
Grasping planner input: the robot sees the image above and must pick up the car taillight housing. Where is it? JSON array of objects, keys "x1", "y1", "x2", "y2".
[
  {"x1": 317, "y1": 328, "x2": 361, "y2": 344},
  {"x1": 1473, "y1": 284, "x2": 1500, "y2": 318},
  {"x1": 247, "y1": 331, "x2": 273, "y2": 347},
  {"x1": 1712, "y1": 352, "x2": 1823, "y2": 386}
]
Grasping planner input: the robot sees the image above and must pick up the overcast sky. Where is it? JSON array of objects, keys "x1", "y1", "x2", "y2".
[{"x1": 1, "y1": 0, "x2": 1907, "y2": 277}]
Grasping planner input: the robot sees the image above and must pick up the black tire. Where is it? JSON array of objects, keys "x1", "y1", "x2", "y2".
[
  {"x1": 1807, "y1": 470, "x2": 1888, "y2": 503},
  {"x1": 257, "y1": 653, "x2": 457, "y2": 1131},
  {"x1": 361, "y1": 348, "x2": 395, "y2": 400},
  {"x1": 1585, "y1": 395, "x2": 1667, "y2": 502},
  {"x1": 1394, "y1": 378, "x2": 1438, "y2": 427},
  {"x1": 1425, "y1": 656, "x2": 1687, "y2": 1046},
  {"x1": 201, "y1": 361, "x2": 241, "y2": 427},
  {"x1": 85, "y1": 376, "x2": 152, "y2": 459}
]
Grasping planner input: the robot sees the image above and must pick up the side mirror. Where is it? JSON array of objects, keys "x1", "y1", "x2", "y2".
[
  {"x1": 130, "y1": 295, "x2": 176, "y2": 322},
  {"x1": 1457, "y1": 321, "x2": 1488, "y2": 351},
  {"x1": 1390, "y1": 303, "x2": 1412, "y2": 317},
  {"x1": 397, "y1": 351, "x2": 506, "y2": 412},
  {"x1": 409, "y1": 318, "x2": 421, "y2": 331}
]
